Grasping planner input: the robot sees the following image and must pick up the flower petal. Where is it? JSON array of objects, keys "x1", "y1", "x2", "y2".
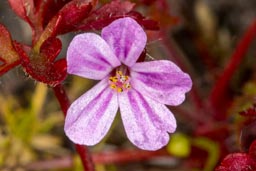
[
  {"x1": 64, "y1": 78, "x2": 118, "y2": 145},
  {"x1": 131, "y1": 60, "x2": 192, "y2": 106},
  {"x1": 101, "y1": 17, "x2": 147, "y2": 67},
  {"x1": 119, "y1": 89, "x2": 176, "y2": 150},
  {"x1": 67, "y1": 33, "x2": 121, "y2": 80}
]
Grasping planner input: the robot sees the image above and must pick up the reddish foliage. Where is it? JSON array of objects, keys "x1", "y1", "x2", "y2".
[
  {"x1": 209, "y1": 20, "x2": 256, "y2": 120},
  {"x1": 8, "y1": 0, "x2": 34, "y2": 25},
  {"x1": 77, "y1": 0, "x2": 158, "y2": 31},
  {"x1": 240, "y1": 120, "x2": 256, "y2": 152},
  {"x1": 35, "y1": 0, "x2": 73, "y2": 28},
  {"x1": 2, "y1": 0, "x2": 256, "y2": 171},
  {"x1": 51, "y1": 0, "x2": 94, "y2": 35},
  {"x1": 239, "y1": 104, "x2": 256, "y2": 152},
  {"x1": 216, "y1": 153, "x2": 256, "y2": 171},
  {"x1": 0, "y1": 24, "x2": 20, "y2": 74},
  {"x1": 4, "y1": 0, "x2": 158, "y2": 86},
  {"x1": 14, "y1": 40, "x2": 67, "y2": 86},
  {"x1": 240, "y1": 104, "x2": 256, "y2": 117},
  {"x1": 249, "y1": 140, "x2": 256, "y2": 160},
  {"x1": 216, "y1": 139, "x2": 256, "y2": 171}
]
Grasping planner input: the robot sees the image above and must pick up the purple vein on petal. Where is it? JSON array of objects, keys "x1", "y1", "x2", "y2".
[
  {"x1": 85, "y1": 90, "x2": 116, "y2": 132},
  {"x1": 65, "y1": 79, "x2": 118, "y2": 145},
  {"x1": 126, "y1": 90, "x2": 150, "y2": 144},
  {"x1": 102, "y1": 17, "x2": 147, "y2": 67},
  {"x1": 120, "y1": 90, "x2": 170, "y2": 150},
  {"x1": 133, "y1": 72, "x2": 189, "y2": 90},
  {"x1": 135, "y1": 90, "x2": 176, "y2": 133},
  {"x1": 67, "y1": 33, "x2": 120, "y2": 80},
  {"x1": 69, "y1": 49, "x2": 110, "y2": 71},
  {"x1": 130, "y1": 68, "x2": 192, "y2": 106},
  {"x1": 68, "y1": 86, "x2": 109, "y2": 127}
]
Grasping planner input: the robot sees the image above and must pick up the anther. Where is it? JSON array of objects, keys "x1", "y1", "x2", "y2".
[{"x1": 109, "y1": 70, "x2": 131, "y2": 92}]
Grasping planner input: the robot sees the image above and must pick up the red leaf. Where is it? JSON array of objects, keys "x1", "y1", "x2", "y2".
[
  {"x1": 78, "y1": 0, "x2": 135, "y2": 30},
  {"x1": 240, "y1": 104, "x2": 256, "y2": 117},
  {"x1": 249, "y1": 140, "x2": 256, "y2": 160},
  {"x1": 78, "y1": 0, "x2": 158, "y2": 31},
  {"x1": 0, "y1": 25, "x2": 20, "y2": 75},
  {"x1": 14, "y1": 42, "x2": 67, "y2": 86},
  {"x1": 35, "y1": 0, "x2": 97, "y2": 29},
  {"x1": 35, "y1": 0, "x2": 72, "y2": 28},
  {"x1": 126, "y1": 11, "x2": 159, "y2": 30},
  {"x1": 34, "y1": 0, "x2": 93, "y2": 51},
  {"x1": 55, "y1": 0, "x2": 93, "y2": 34},
  {"x1": 40, "y1": 37, "x2": 62, "y2": 61},
  {"x1": 8, "y1": 0, "x2": 34, "y2": 26},
  {"x1": 240, "y1": 120, "x2": 256, "y2": 152},
  {"x1": 215, "y1": 153, "x2": 256, "y2": 171}
]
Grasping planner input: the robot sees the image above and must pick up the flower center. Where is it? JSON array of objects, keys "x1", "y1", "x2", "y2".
[{"x1": 109, "y1": 70, "x2": 131, "y2": 93}]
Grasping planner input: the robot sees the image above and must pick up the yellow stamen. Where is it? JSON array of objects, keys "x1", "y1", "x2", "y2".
[
  {"x1": 109, "y1": 76, "x2": 118, "y2": 82},
  {"x1": 109, "y1": 70, "x2": 131, "y2": 93},
  {"x1": 117, "y1": 87, "x2": 123, "y2": 92},
  {"x1": 110, "y1": 84, "x2": 117, "y2": 89}
]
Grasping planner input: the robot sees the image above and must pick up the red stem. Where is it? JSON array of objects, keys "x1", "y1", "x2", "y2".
[
  {"x1": 93, "y1": 149, "x2": 168, "y2": 164},
  {"x1": 209, "y1": 20, "x2": 256, "y2": 116},
  {"x1": 52, "y1": 84, "x2": 95, "y2": 171},
  {"x1": 26, "y1": 149, "x2": 169, "y2": 170}
]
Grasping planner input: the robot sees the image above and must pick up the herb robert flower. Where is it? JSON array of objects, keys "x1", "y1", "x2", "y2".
[{"x1": 64, "y1": 17, "x2": 192, "y2": 150}]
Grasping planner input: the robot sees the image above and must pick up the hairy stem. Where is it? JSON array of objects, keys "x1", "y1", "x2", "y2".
[{"x1": 52, "y1": 84, "x2": 95, "y2": 171}]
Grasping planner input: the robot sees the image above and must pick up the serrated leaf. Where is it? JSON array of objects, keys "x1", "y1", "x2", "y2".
[
  {"x1": 34, "y1": 0, "x2": 93, "y2": 50},
  {"x1": 55, "y1": 0, "x2": 93, "y2": 34},
  {"x1": 78, "y1": 0, "x2": 158, "y2": 31},
  {"x1": 35, "y1": 0, "x2": 72, "y2": 28},
  {"x1": 78, "y1": 0, "x2": 135, "y2": 30}
]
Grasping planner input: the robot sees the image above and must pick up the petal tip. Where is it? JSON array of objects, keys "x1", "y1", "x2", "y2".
[{"x1": 134, "y1": 133, "x2": 170, "y2": 151}]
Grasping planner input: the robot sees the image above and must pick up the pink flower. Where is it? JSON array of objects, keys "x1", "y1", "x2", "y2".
[{"x1": 64, "y1": 17, "x2": 192, "y2": 150}]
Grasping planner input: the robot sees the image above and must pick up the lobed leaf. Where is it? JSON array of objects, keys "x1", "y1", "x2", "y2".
[
  {"x1": 55, "y1": 0, "x2": 93, "y2": 34},
  {"x1": 78, "y1": 0, "x2": 158, "y2": 31},
  {"x1": 34, "y1": 0, "x2": 93, "y2": 51},
  {"x1": 35, "y1": 0, "x2": 72, "y2": 28}
]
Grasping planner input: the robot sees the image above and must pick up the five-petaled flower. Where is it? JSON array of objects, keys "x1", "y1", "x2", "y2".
[{"x1": 64, "y1": 17, "x2": 192, "y2": 150}]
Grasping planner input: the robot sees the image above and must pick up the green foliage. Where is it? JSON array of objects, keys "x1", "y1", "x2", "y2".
[{"x1": 0, "y1": 83, "x2": 64, "y2": 167}]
